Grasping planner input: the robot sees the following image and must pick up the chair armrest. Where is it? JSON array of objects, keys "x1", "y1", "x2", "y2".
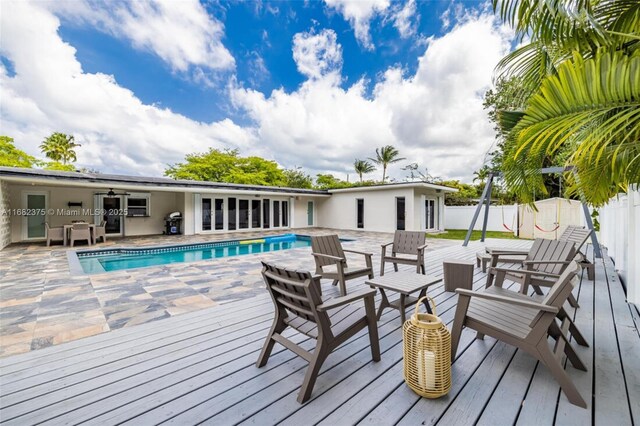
[
  {"x1": 486, "y1": 247, "x2": 529, "y2": 255},
  {"x1": 343, "y1": 249, "x2": 373, "y2": 258},
  {"x1": 489, "y1": 266, "x2": 560, "y2": 279},
  {"x1": 522, "y1": 260, "x2": 572, "y2": 266},
  {"x1": 455, "y1": 289, "x2": 558, "y2": 313},
  {"x1": 417, "y1": 243, "x2": 429, "y2": 251},
  {"x1": 312, "y1": 253, "x2": 345, "y2": 263},
  {"x1": 381, "y1": 242, "x2": 394, "y2": 248},
  {"x1": 316, "y1": 288, "x2": 377, "y2": 312}
]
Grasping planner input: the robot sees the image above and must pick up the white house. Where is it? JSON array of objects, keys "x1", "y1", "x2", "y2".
[{"x1": 0, "y1": 167, "x2": 457, "y2": 249}]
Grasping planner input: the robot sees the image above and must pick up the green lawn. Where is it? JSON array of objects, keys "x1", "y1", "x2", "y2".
[{"x1": 426, "y1": 229, "x2": 519, "y2": 240}]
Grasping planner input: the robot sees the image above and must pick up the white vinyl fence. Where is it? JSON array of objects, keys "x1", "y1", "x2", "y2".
[
  {"x1": 598, "y1": 186, "x2": 640, "y2": 306},
  {"x1": 444, "y1": 205, "x2": 518, "y2": 233}
]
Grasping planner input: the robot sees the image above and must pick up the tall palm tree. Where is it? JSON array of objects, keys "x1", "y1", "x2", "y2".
[
  {"x1": 492, "y1": 0, "x2": 639, "y2": 206},
  {"x1": 353, "y1": 159, "x2": 376, "y2": 183},
  {"x1": 40, "y1": 133, "x2": 81, "y2": 165},
  {"x1": 369, "y1": 145, "x2": 405, "y2": 183}
]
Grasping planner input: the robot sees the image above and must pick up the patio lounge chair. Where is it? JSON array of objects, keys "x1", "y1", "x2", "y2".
[
  {"x1": 45, "y1": 223, "x2": 64, "y2": 246},
  {"x1": 486, "y1": 238, "x2": 578, "y2": 306},
  {"x1": 380, "y1": 230, "x2": 427, "y2": 275},
  {"x1": 69, "y1": 223, "x2": 92, "y2": 247},
  {"x1": 451, "y1": 261, "x2": 588, "y2": 407},
  {"x1": 256, "y1": 262, "x2": 380, "y2": 403},
  {"x1": 311, "y1": 235, "x2": 374, "y2": 296},
  {"x1": 94, "y1": 221, "x2": 107, "y2": 243}
]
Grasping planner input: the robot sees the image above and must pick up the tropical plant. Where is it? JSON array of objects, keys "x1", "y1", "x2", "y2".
[
  {"x1": 492, "y1": 0, "x2": 640, "y2": 206},
  {"x1": 283, "y1": 167, "x2": 314, "y2": 188},
  {"x1": 0, "y1": 136, "x2": 37, "y2": 168},
  {"x1": 369, "y1": 145, "x2": 405, "y2": 183},
  {"x1": 315, "y1": 174, "x2": 352, "y2": 189},
  {"x1": 40, "y1": 133, "x2": 81, "y2": 165},
  {"x1": 353, "y1": 159, "x2": 376, "y2": 183}
]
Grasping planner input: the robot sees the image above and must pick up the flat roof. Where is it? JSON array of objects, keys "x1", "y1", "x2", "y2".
[
  {"x1": 0, "y1": 167, "x2": 458, "y2": 196},
  {"x1": 328, "y1": 181, "x2": 458, "y2": 193},
  {"x1": 0, "y1": 167, "x2": 329, "y2": 197}
]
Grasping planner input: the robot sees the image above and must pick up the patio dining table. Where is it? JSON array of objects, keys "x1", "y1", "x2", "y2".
[{"x1": 62, "y1": 224, "x2": 96, "y2": 246}]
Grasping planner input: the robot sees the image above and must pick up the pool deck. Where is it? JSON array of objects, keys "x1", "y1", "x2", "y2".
[
  {"x1": 0, "y1": 229, "x2": 456, "y2": 357},
  {"x1": 0, "y1": 240, "x2": 637, "y2": 425}
]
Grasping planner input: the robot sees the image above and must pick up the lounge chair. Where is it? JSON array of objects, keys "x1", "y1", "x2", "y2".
[
  {"x1": 310, "y1": 235, "x2": 374, "y2": 296},
  {"x1": 94, "y1": 221, "x2": 107, "y2": 243},
  {"x1": 380, "y1": 230, "x2": 427, "y2": 275},
  {"x1": 45, "y1": 223, "x2": 64, "y2": 246},
  {"x1": 256, "y1": 262, "x2": 380, "y2": 403},
  {"x1": 69, "y1": 223, "x2": 92, "y2": 246},
  {"x1": 451, "y1": 261, "x2": 588, "y2": 407}
]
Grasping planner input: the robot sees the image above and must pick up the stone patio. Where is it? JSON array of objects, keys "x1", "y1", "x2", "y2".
[{"x1": 0, "y1": 228, "x2": 457, "y2": 357}]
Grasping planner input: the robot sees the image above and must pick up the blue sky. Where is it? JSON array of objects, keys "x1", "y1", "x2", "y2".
[{"x1": 0, "y1": 0, "x2": 513, "y2": 181}]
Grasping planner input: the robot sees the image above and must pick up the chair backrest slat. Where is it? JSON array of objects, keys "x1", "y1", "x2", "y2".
[
  {"x1": 527, "y1": 239, "x2": 576, "y2": 275},
  {"x1": 393, "y1": 231, "x2": 426, "y2": 255},
  {"x1": 558, "y1": 225, "x2": 592, "y2": 253},
  {"x1": 529, "y1": 261, "x2": 580, "y2": 328},
  {"x1": 311, "y1": 235, "x2": 345, "y2": 267},
  {"x1": 262, "y1": 262, "x2": 329, "y2": 327}
]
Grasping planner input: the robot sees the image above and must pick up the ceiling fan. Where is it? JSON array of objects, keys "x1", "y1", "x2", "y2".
[{"x1": 94, "y1": 188, "x2": 131, "y2": 198}]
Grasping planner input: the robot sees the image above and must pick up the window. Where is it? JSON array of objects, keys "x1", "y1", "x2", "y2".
[
  {"x1": 425, "y1": 199, "x2": 435, "y2": 230},
  {"x1": 214, "y1": 199, "x2": 224, "y2": 230},
  {"x1": 356, "y1": 199, "x2": 364, "y2": 229},
  {"x1": 263, "y1": 199, "x2": 270, "y2": 228},
  {"x1": 273, "y1": 200, "x2": 280, "y2": 227},
  {"x1": 282, "y1": 201, "x2": 289, "y2": 227},
  {"x1": 126, "y1": 193, "x2": 150, "y2": 217},
  {"x1": 228, "y1": 197, "x2": 237, "y2": 230},
  {"x1": 252, "y1": 200, "x2": 261, "y2": 228},
  {"x1": 239, "y1": 199, "x2": 249, "y2": 229},
  {"x1": 396, "y1": 197, "x2": 405, "y2": 230},
  {"x1": 202, "y1": 198, "x2": 212, "y2": 231}
]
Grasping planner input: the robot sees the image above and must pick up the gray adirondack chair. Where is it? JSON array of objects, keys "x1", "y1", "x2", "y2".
[
  {"x1": 486, "y1": 238, "x2": 578, "y2": 306},
  {"x1": 311, "y1": 235, "x2": 374, "y2": 296},
  {"x1": 558, "y1": 225, "x2": 594, "y2": 280},
  {"x1": 380, "y1": 231, "x2": 427, "y2": 275},
  {"x1": 451, "y1": 261, "x2": 588, "y2": 408},
  {"x1": 256, "y1": 262, "x2": 380, "y2": 404}
]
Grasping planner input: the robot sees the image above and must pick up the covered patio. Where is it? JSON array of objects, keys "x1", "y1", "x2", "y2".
[{"x1": 0, "y1": 238, "x2": 637, "y2": 425}]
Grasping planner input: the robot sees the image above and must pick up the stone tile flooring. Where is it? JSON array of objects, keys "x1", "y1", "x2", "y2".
[{"x1": 0, "y1": 228, "x2": 457, "y2": 357}]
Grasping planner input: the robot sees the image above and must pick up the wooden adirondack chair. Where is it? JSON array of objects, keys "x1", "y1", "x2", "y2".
[
  {"x1": 380, "y1": 231, "x2": 427, "y2": 275},
  {"x1": 558, "y1": 225, "x2": 595, "y2": 280},
  {"x1": 486, "y1": 239, "x2": 578, "y2": 307},
  {"x1": 311, "y1": 235, "x2": 374, "y2": 296},
  {"x1": 451, "y1": 262, "x2": 588, "y2": 408},
  {"x1": 256, "y1": 262, "x2": 380, "y2": 404}
]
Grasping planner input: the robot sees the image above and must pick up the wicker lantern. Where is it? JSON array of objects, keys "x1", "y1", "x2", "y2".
[{"x1": 403, "y1": 296, "x2": 451, "y2": 398}]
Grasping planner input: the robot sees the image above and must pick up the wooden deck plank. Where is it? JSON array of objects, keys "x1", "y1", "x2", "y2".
[
  {"x1": 554, "y1": 257, "x2": 596, "y2": 425},
  {"x1": 592, "y1": 253, "x2": 633, "y2": 426}
]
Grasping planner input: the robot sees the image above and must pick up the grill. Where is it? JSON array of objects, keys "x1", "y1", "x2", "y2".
[{"x1": 164, "y1": 212, "x2": 182, "y2": 235}]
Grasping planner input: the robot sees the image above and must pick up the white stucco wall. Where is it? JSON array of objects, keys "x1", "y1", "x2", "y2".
[
  {"x1": 292, "y1": 196, "x2": 317, "y2": 229},
  {"x1": 413, "y1": 189, "x2": 446, "y2": 231},
  {"x1": 0, "y1": 180, "x2": 11, "y2": 249},
  {"x1": 317, "y1": 187, "x2": 415, "y2": 233}
]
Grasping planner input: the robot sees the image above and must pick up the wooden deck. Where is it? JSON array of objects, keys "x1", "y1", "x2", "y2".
[{"x1": 0, "y1": 240, "x2": 638, "y2": 425}]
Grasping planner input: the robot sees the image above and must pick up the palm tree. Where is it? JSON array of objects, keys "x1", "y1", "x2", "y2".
[
  {"x1": 369, "y1": 145, "x2": 405, "y2": 183},
  {"x1": 40, "y1": 133, "x2": 81, "y2": 165},
  {"x1": 492, "y1": 0, "x2": 639, "y2": 206},
  {"x1": 353, "y1": 159, "x2": 376, "y2": 183}
]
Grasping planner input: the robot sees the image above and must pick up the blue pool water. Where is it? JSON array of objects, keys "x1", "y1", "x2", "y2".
[{"x1": 76, "y1": 234, "x2": 316, "y2": 274}]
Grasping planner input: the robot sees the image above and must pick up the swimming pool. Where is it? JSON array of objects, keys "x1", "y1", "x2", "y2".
[{"x1": 73, "y1": 234, "x2": 323, "y2": 274}]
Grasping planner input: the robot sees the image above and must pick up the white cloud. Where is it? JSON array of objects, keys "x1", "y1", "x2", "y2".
[
  {"x1": 47, "y1": 0, "x2": 235, "y2": 73},
  {"x1": 292, "y1": 29, "x2": 343, "y2": 80},
  {"x1": 232, "y1": 14, "x2": 514, "y2": 181},
  {"x1": 392, "y1": 0, "x2": 419, "y2": 38},
  {"x1": 0, "y1": 0, "x2": 252, "y2": 176},
  {"x1": 323, "y1": 0, "x2": 390, "y2": 50}
]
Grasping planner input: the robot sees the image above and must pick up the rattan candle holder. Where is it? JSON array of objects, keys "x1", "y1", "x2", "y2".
[{"x1": 402, "y1": 296, "x2": 452, "y2": 398}]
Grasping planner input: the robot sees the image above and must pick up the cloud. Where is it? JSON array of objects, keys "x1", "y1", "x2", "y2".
[
  {"x1": 0, "y1": 0, "x2": 252, "y2": 176},
  {"x1": 323, "y1": 0, "x2": 390, "y2": 50},
  {"x1": 232, "y1": 14, "x2": 514, "y2": 181},
  {"x1": 391, "y1": 0, "x2": 419, "y2": 38},
  {"x1": 292, "y1": 29, "x2": 343, "y2": 80},
  {"x1": 47, "y1": 0, "x2": 235, "y2": 73}
]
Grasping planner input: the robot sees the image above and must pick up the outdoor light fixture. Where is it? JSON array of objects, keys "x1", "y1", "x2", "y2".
[{"x1": 107, "y1": 189, "x2": 116, "y2": 198}]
